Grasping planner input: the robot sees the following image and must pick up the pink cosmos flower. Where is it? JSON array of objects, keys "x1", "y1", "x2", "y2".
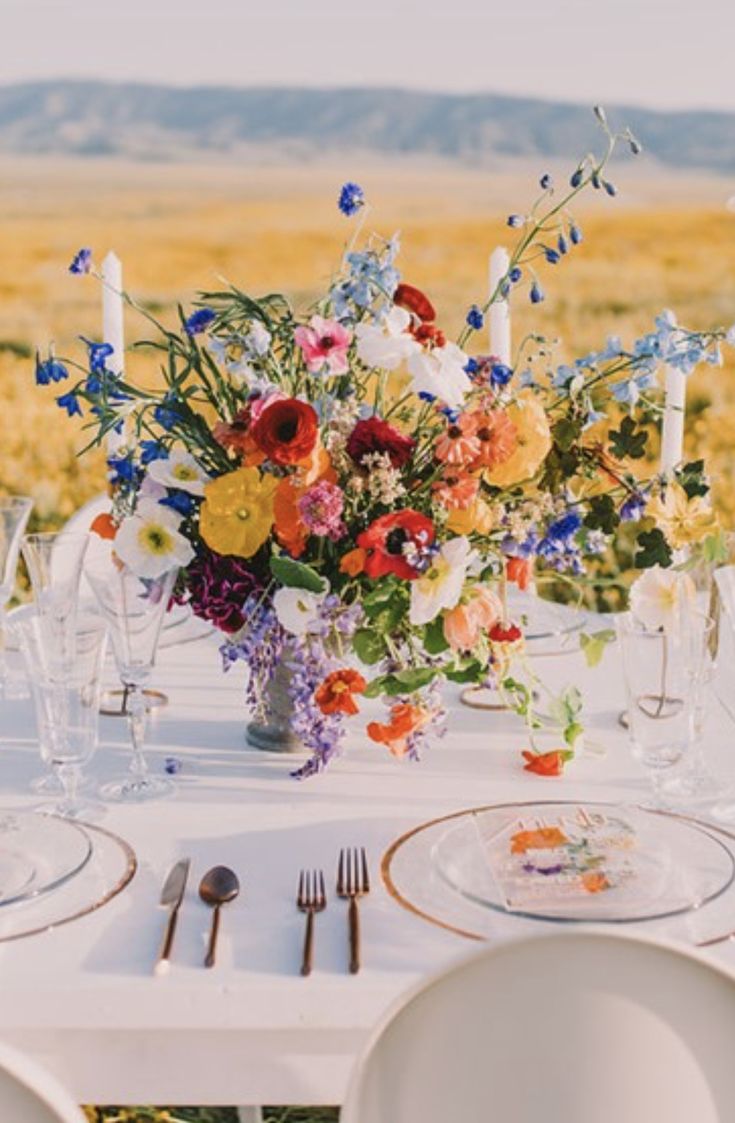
[
  {"x1": 294, "y1": 316, "x2": 352, "y2": 376},
  {"x1": 297, "y1": 480, "x2": 346, "y2": 540}
]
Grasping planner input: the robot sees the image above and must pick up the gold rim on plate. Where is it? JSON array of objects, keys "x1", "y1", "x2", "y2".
[{"x1": 381, "y1": 801, "x2": 735, "y2": 945}]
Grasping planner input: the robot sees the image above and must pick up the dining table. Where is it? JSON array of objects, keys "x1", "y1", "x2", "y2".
[{"x1": 1, "y1": 611, "x2": 735, "y2": 1109}]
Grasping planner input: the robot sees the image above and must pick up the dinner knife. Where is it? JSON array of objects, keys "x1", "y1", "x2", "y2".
[{"x1": 154, "y1": 858, "x2": 191, "y2": 976}]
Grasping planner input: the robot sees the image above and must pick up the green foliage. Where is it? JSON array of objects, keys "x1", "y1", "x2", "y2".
[
  {"x1": 675, "y1": 459, "x2": 709, "y2": 499},
  {"x1": 352, "y1": 628, "x2": 386, "y2": 665},
  {"x1": 608, "y1": 416, "x2": 648, "y2": 460},
  {"x1": 634, "y1": 527, "x2": 673, "y2": 568},
  {"x1": 364, "y1": 666, "x2": 438, "y2": 698},
  {"x1": 423, "y1": 616, "x2": 450, "y2": 655},
  {"x1": 269, "y1": 556, "x2": 326, "y2": 593},
  {"x1": 584, "y1": 495, "x2": 618, "y2": 534},
  {"x1": 579, "y1": 628, "x2": 616, "y2": 668}
]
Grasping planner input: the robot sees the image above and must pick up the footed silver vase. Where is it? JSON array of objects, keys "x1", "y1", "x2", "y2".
[{"x1": 245, "y1": 654, "x2": 303, "y2": 753}]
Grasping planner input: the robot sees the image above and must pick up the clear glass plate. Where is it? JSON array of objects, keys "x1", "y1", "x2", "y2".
[{"x1": 0, "y1": 810, "x2": 92, "y2": 908}]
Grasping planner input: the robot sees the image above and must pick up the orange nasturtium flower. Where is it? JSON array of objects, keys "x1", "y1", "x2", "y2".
[
  {"x1": 521, "y1": 749, "x2": 573, "y2": 777},
  {"x1": 90, "y1": 512, "x2": 117, "y2": 540},
  {"x1": 199, "y1": 466, "x2": 278, "y2": 559},
  {"x1": 315, "y1": 669, "x2": 367, "y2": 716},
  {"x1": 339, "y1": 547, "x2": 367, "y2": 577},
  {"x1": 367, "y1": 702, "x2": 430, "y2": 757}
]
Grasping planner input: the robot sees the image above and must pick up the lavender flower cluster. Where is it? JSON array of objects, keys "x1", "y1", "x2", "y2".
[{"x1": 221, "y1": 596, "x2": 286, "y2": 724}]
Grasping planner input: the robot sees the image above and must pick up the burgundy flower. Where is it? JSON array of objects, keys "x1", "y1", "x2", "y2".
[
  {"x1": 176, "y1": 547, "x2": 261, "y2": 634},
  {"x1": 346, "y1": 417, "x2": 416, "y2": 469}
]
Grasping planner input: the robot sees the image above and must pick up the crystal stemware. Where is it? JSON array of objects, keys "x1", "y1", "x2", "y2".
[
  {"x1": 86, "y1": 559, "x2": 177, "y2": 802},
  {"x1": 21, "y1": 530, "x2": 90, "y2": 675},
  {"x1": 0, "y1": 496, "x2": 33, "y2": 697},
  {"x1": 15, "y1": 612, "x2": 107, "y2": 820}
]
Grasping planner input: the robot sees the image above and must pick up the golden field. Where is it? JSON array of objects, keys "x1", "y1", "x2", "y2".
[{"x1": 2, "y1": 156, "x2": 735, "y2": 529}]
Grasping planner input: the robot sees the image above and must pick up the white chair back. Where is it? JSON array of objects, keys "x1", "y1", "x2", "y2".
[
  {"x1": 341, "y1": 930, "x2": 735, "y2": 1123},
  {"x1": 0, "y1": 1042, "x2": 86, "y2": 1122}
]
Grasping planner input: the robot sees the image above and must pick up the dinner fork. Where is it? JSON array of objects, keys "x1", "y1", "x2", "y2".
[
  {"x1": 297, "y1": 868, "x2": 327, "y2": 976},
  {"x1": 337, "y1": 847, "x2": 370, "y2": 974}
]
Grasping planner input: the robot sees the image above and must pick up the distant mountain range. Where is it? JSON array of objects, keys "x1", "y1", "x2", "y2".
[{"x1": 1, "y1": 81, "x2": 734, "y2": 172}]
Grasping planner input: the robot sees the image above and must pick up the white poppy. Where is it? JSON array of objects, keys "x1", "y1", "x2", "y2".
[
  {"x1": 407, "y1": 340, "x2": 471, "y2": 408},
  {"x1": 409, "y1": 536, "x2": 473, "y2": 626},
  {"x1": 629, "y1": 565, "x2": 694, "y2": 632},
  {"x1": 114, "y1": 499, "x2": 194, "y2": 579},
  {"x1": 273, "y1": 586, "x2": 326, "y2": 636},
  {"x1": 355, "y1": 306, "x2": 419, "y2": 370},
  {"x1": 148, "y1": 449, "x2": 210, "y2": 496}
]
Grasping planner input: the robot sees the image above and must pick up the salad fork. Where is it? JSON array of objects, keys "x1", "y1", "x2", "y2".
[
  {"x1": 297, "y1": 869, "x2": 327, "y2": 976},
  {"x1": 337, "y1": 847, "x2": 370, "y2": 974}
]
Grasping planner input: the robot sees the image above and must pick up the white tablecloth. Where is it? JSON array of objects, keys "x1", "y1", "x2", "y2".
[{"x1": 0, "y1": 630, "x2": 734, "y2": 1106}]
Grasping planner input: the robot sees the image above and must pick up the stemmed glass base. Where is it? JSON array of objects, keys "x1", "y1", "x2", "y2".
[{"x1": 99, "y1": 774, "x2": 174, "y2": 803}]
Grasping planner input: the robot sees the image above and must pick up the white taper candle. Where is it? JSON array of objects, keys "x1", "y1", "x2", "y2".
[
  {"x1": 488, "y1": 246, "x2": 511, "y2": 366},
  {"x1": 101, "y1": 250, "x2": 126, "y2": 457},
  {"x1": 660, "y1": 364, "x2": 686, "y2": 476}
]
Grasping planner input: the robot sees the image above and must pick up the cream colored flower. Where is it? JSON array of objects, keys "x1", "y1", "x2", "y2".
[
  {"x1": 409, "y1": 536, "x2": 474, "y2": 626},
  {"x1": 646, "y1": 481, "x2": 718, "y2": 550},
  {"x1": 114, "y1": 499, "x2": 194, "y2": 579},
  {"x1": 355, "y1": 306, "x2": 419, "y2": 370},
  {"x1": 148, "y1": 449, "x2": 210, "y2": 496},
  {"x1": 629, "y1": 565, "x2": 694, "y2": 631}
]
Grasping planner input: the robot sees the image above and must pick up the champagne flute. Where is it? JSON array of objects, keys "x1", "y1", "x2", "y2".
[
  {"x1": 0, "y1": 496, "x2": 33, "y2": 697},
  {"x1": 86, "y1": 558, "x2": 177, "y2": 802}
]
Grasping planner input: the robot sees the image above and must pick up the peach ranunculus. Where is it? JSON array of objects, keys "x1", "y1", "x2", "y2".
[
  {"x1": 483, "y1": 392, "x2": 552, "y2": 488},
  {"x1": 446, "y1": 496, "x2": 497, "y2": 536},
  {"x1": 467, "y1": 408, "x2": 517, "y2": 470},
  {"x1": 434, "y1": 414, "x2": 481, "y2": 466},
  {"x1": 432, "y1": 470, "x2": 479, "y2": 511},
  {"x1": 367, "y1": 702, "x2": 431, "y2": 757},
  {"x1": 443, "y1": 585, "x2": 502, "y2": 651}
]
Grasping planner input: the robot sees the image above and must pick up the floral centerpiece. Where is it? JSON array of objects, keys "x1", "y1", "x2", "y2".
[{"x1": 38, "y1": 109, "x2": 734, "y2": 777}]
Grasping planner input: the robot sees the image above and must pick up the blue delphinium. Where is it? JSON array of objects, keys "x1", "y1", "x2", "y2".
[
  {"x1": 544, "y1": 247, "x2": 561, "y2": 265},
  {"x1": 184, "y1": 308, "x2": 216, "y2": 337},
  {"x1": 507, "y1": 214, "x2": 525, "y2": 228},
  {"x1": 509, "y1": 266, "x2": 522, "y2": 283},
  {"x1": 35, "y1": 352, "x2": 68, "y2": 385},
  {"x1": 569, "y1": 224, "x2": 584, "y2": 245},
  {"x1": 337, "y1": 182, "x2": 365, "y2": 217},
  {"x1": 490, "y1": 363, "x2": 513, "y2": 388},
  {"x1": 69, "y1": 247, "x2": 93, "y2": 275},
  {"x1": 540, "y1": 173, "x2": 553, "y2": 190},
  {"x1": 56, "y1": 390, "x2": 82, "y2": 417},
  {"x1": 107, "y1": 453, "x2": 138, "y2": 487},
  {"x1": 81, "y1": 338, "x2": 115, "y2": 374},
  {"x1": 620, "y1": 492, "x2": 647, "y2": 522},
  {"x1": 139, "y1": 440, "x2": 168, "y2": 465},
  {"x1": 466, "y1": 305, "x2": 484, "y2": 331},
  {"x1": 530, "y1": 281, "x2": 545, "y2": 304},
  {"x1": 330, "y1": 236, "x2": 400, "y2": 319},
  {"x1": 160, "y1": 491, "x2": 196, "y2": 517},
  {"x1": 154, "y1": 395, "x2": 180, "y2": 431}
]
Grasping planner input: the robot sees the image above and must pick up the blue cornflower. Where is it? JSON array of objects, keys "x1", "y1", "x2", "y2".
[
  {"x1": 184, "y1": 307, "x2": 216, "y2": 337},
  {"x1": 35, "y1": 353, "x2": 68, "y2": 385},
  {"x1": 509, "y1": 266, "x2": 522, "y2": 283},
  {"x1": 569, "y1": 224, "x2": 583, "y2": 245},
  {"x1": 160, "y1": 491, "x2": 196, "y2": 517},
  {"x1": 544, "y1": 247, "x2": 561, "y2": 265},
  {"x1": 140, "y1": 439, "x2": 168, "y2": 465},
  {"x1": 81, "y1": 338, "x2": 115, "y2": 374},
  {"x1": 620, "y1": 493, "x2": 646, "y2": 522},
  {"x1": 540, "y1": 173, "x2": 553, "y2": 190},
  {"x1": 107, "y1": 454, "x2": 138, "y2": 486},
  {"x1": 464, "y1": 357, "x2": 479, "y2": 375},
  {"x1": 570, "y1": 168, "x2": 584, "y2": 188},
  {"x1": 530, "y1": 281, "x2": 545, "y2": 304},
  {"x1": 56, "y1": 390, "x2": 82, "y2": 417},
  {"x1": 69, "y1": 247, "x2": 92, "y2": 275},
  {"x1": 507, "y1": 214, "x2": 525, "y2": 228},
  {"x1": 466, "y1": 305, "x2": 484, "y2": 331},
  {"x1": 557, "y1": 234, "x2": 569, "y2": 255},
  {"x1": 547, "y1": 510, "x2": 582, "y2": 541},
  {"x1": 490, "y1": 363, "x2": 513, "y2": 388},
  {"x1": 337, "y1": 182, "x2": 365, "y2": 217},
  {"x1": 154, "y1": 395, "x2": 179, "y2": 431}
]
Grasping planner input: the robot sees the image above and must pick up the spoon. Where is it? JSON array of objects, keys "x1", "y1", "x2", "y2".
[{"x1": 199, "y1": 866, "x2": 240, "y2": 968}]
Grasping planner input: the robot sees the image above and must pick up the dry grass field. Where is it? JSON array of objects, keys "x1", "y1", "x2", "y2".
[{"x1": 2, "y1": 156, "x2": 735, "y2": 529}]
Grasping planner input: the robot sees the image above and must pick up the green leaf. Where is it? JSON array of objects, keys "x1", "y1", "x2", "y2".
[
  {"x1": 269, "y1": 555, "x2": 326, "y2": 593},
  {"x1": 702, "y1": 530, "x2": 729, "y2": 565},
  {"x1": 390, "y1": 667, "x2": 438, "y2": 692},
  {"x1": 424, "y1": 616, "x2": 450, "y2": 655},
  {"x1": 634, "y1": 528, "x2": 673, "y2": 569},
  {"x1": 609, "y1": 416, "x2": 648, "y2": 460},
  {"x1": 564, "y1": 722, "x2": 584, "y2": 748},
  {"x1": 584, "y1": 494, "x2": 618, "y2": 534},
  {"x1": 352, "y1": 628, "x2": 387, "y2": 665},
  {"x1": 676, "y1": 459, "x2": 709, "y2": 499},
  {"x1": 553, "y1": 417, "x2": 581, "y2": 452},
  {"x1": 445, "y1": 660, "x2": 484, "y2": 684},
  {"x1": 579, "y1": 629, "x2": 616, "y2": 668}
]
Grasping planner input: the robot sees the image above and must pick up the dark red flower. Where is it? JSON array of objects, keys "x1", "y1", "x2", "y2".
[
  {"x1": 394, "y1": 283, "x2": 437, "y2": 323},
  {"x1": 346, "y1": 417, "x2": 416, "y2": 469},
  {"x1": 489, "y1": 621, "x2": 523, "y2": 644},
  {"x1": 175, "y1": 547, "x2": 261, "y2": 634},
  {"x1": 356, "y1": 510, "x2": 435, "y2": 580},
  {"x1": 251, "y1": 397, "x2": 318, "y2": 465}
]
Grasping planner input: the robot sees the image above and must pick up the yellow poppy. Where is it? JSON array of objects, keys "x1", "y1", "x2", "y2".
[
  {"x1": 446, "y1": 497, "x2": 497, "y2": 536},
  {"x1": 199, "y1": 466, "x2": 278, "y2": 558},
  {"x1": 646, "y1": 481, "x2": 719, "y2": 549},
  {"x1": 483, "y1": 392, "x2": 552, "y2": 488}
]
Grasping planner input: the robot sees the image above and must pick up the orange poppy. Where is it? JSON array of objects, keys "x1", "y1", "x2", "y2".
[
  {"x1": 315, "y1": 669, "x2": 367, "y2": 716},
  {"x1": 273, "y1": 478, "x2": 308, "y2": 558},
  {"x1": 367, "y1": 702, "x2": 429, "y2": 757}
]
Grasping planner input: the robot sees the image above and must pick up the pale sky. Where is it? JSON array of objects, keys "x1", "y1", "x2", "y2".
[{"x1": 4, "y1": 0, "x2": 735, "y2": 112}]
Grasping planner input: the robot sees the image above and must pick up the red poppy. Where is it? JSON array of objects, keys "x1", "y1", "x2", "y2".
[
  {"x1": 251, "y1": 397, "x2": 318, "y2": 466},
  {"x1": 346, "y1": 417, "x2": 416, "y2": 469},
  {"x1": 411, "y1": 322, "x2": 446, "y2": 348},
  {"x1": 357, "y1": 510, "x2": 435, "y2": 580},
  {"x1": 315, "y1": 669, "x2": 367, "y2": 716},
  {"x1": 521, "y1": 749, "x2": 573, "y2": 777},
  {"x1": 488, "y1": 621, "x2": 523, "y2": 644},
  {"x1": 393, "y1": 283, "x2": 437, "y2": 323}
]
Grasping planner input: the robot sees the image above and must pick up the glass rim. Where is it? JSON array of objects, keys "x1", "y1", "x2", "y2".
[
  {"x1": 0, "y1": 496, "x2": 33, "y2": 510},
  {"x1": 616, "y1": 609, "x2": 716, "y2": 636}
]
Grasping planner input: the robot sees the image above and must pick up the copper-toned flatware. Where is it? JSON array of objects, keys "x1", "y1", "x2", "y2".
[
  {"x1": 199, "y1": 865, "x2": 239, "y2": 968},
  {"x1": 296, "y1": 869, "x2": 327, "y2": 976},
  {"x1": 337, "y1": 847, "x2": 370, "y2": 974},
  {"x1": 155, "y1": 857, "x2": 190, "y2": 976}
]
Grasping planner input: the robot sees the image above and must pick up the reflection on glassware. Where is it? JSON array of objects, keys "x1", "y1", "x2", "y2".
[
  {"x1": 21, "y1": 531, "x2": 89, "y2": 676},
  {"x1": 616, "y1": 611, "x2": 696, "y2": 807},
  {"x1": 659, "y1": 611, "x2": 718, "y2": 802},
  {"x1": 15, "y1": 613, "x2": 107, "y2": 819},
  {"x1": 86, "y1": 559, "x2": 177, "y2": 802},
  {"x1": 710, "y1": 568, "x2": 735, "y2": 821},
  {"x1": 0, "y1": 496, "x2": 33, "y2": 698}
]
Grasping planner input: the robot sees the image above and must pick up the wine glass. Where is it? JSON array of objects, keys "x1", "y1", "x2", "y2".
[
  {"x1": 616, "y1": 611, "x2": 697, "y2": 807},
  {"x1": 21, "y1": 530, "x2": 90, "y2": 674},
  {"x1": 658, "y1": 610, "x2": 718, "y2": 802},
  {"x1": 15, "y1": 612, "x2": 107, "y2": 819},
  {"x1": 86, "y1": 558, "x2": 177, "y2": 802},
  {"x1": 0, "y1": 496, "x2": 33, "y2": 697}
]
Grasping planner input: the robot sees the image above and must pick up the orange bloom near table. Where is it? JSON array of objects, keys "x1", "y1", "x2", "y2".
[{"x1": 315, "y1": 669, "x2": 367, "y2": 716}]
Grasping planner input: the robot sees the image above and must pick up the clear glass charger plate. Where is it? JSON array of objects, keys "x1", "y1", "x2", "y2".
[
  {"x1": 0, "y1": 818, "x2": 136, "y2": 941},
  {"x1": 382, "y1": 801, "x2": 735, "y2": 946},
  {"x1": 0, "y1": 810, "x2": 93, "y2": 908}
]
